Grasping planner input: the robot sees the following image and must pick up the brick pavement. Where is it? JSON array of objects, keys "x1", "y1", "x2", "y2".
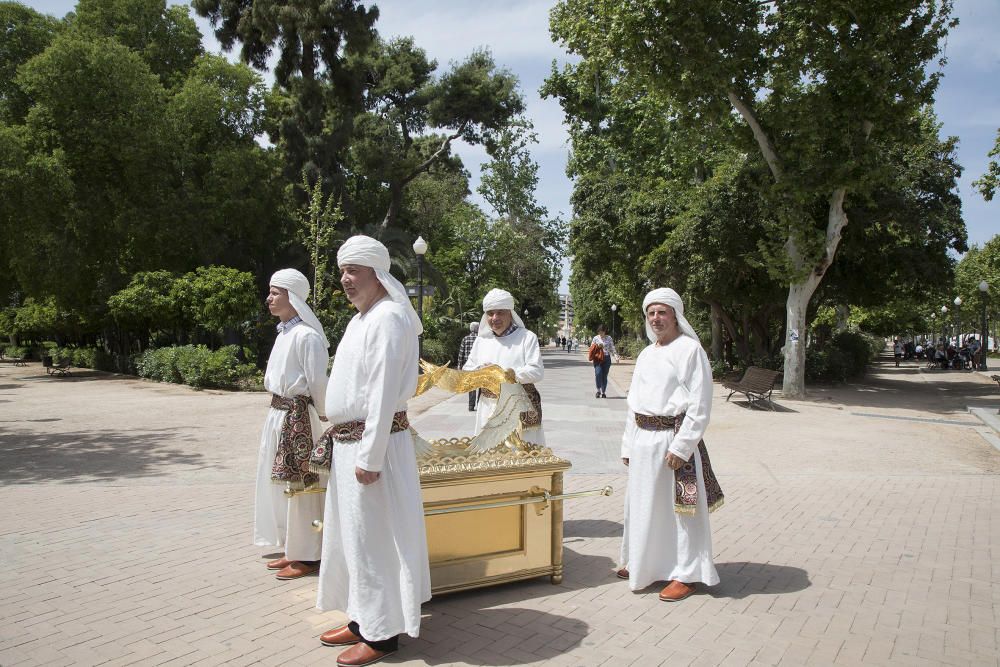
[{"x1": 1, "y1": 353, "x2": 998, "y2": 666}]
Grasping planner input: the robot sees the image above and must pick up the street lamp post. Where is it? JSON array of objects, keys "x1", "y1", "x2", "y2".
[
  {"x1": 954, "y1": 296, "x2": 962, "y2": 346},
  {"x1": 413, "y1": 235, "x2": 428, "y2": 361},
  {"x1": 980, "y1": 281, "x2": 990, "y2": 370},
  {"x1": 611, "y1": 304, "x2": 617, "y2": 340},
  {"x1": 941, "y1": 305, "x2": 948, "y2": 346}
]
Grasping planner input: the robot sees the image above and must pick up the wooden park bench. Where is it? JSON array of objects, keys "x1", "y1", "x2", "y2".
[
  {"x1": 723, "y1": 366, "x2": 782, "y2": 409},
  {"x1": 43, "y1": 356, "x2": 71, "y2": 377}
]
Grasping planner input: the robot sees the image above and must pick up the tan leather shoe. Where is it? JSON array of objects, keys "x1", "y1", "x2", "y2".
[
  {"x1": 266, "y1": 557, "x2": 292, "y2": 570},
  {"x1": 615, "y1": 568, "x2": 629, "y2": 579},
  {"x1": 275, "y1": 561, "x2": 320, "y2": 580},
  {"x1": 320, "y1": 625, "x2": 362, "y2": 647},
  {"x1": 659, "y1": 580, "x2": 695, "y2": 601},
  {"x1": 336, "y1": 642, "x2": 395, "y2": 666}
]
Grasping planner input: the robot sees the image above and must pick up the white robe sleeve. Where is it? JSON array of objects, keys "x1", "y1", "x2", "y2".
[
  {"x1": 668, "y1": 344, "x2": 713, "y2": 460},
  {"x1": 462, "y1": 338, "x2": 482, "y2": 371},
  {"x1": 300, "y1": 330, "x2": 329, "y2": 418},
  {"x1": 513, "y1": 332, "x2": 544, "y2": 383},
  {"x1": 621, "y1": 408, "x2": 636, "y2": 458},
  {"x1": 355, "y1": 312, "x2": 409, "y2": 472}
]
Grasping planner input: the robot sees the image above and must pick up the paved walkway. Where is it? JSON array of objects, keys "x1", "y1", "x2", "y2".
[{"x1": 1, "y1": 351, "x2": 998, "y2": 666}]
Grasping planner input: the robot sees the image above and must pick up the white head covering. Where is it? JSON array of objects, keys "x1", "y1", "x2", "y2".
[
  {"x1": 479, "y1": 288, "x2": 524, "y2": 338},
  {"x1": 642, "y1": 288, "x2": 698, "y2": 343},
  {"x1": 337, "y1": 235, "x2": 423, "y2": 335},
  {"x1": 269, "y1": 269, "x2": 330, "y2": 349}
]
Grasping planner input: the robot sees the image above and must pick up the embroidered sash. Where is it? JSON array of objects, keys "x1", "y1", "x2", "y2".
[
  {"x1": 308, "y1": 411, "x2": 410, "y2": 474},
  {"x1": 634, "y1": 412, "x2": 724, "y2": 515},
  {"x1": 480, "y1": 383, "x2": 542, "y2": 428},
  {"x1": 270, "y1": 394, "x2": 319, "y2": 490}
]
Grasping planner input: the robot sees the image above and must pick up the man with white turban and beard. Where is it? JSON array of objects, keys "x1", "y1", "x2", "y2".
[
  {"x1": 616, "y1": 288, "x2": 724, "y2": 602},
  {"x1": 311, "y1": 236, "x2": 430, "y2": 667},
  {"x1": 255, "y1": 269, "x2": 329, "y2": 580},
  {"x1": 462, "y1": 288, "x2": 546, "y2": 445}
]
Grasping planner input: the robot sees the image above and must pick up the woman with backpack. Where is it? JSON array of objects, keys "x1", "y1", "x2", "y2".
[{"x1": 590, "y1": 324, "x2": 619, "y2": 398}]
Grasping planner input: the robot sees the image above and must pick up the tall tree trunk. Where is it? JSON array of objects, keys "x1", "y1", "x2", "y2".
[
  {"x1": 782, "y1": 189, "x2": 848, "y2": 398},
  {"x1": 709, "y1": 302, "x2": 724, "y2": 361}
]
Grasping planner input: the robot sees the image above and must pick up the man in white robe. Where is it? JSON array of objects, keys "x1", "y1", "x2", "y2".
[
  {"x1": 314, "y1": 236, "x2": 430, "y2": 667},
  {"x1": 255, "y1": 269, "x2": 328, "y2": 580},
  {"x1": 618, "y1": 288, "x2": 724, "y2": 601},
  {"x1": 462, "y1": 288, "x2": 546, "y2": 445}
]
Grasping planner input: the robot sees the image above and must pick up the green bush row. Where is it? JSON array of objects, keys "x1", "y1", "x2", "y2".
[{"x1": 136, "y1": 345, "x2": 262, "y2": 390}]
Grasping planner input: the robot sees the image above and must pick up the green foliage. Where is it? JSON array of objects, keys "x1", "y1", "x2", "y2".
[
  {"x1": 137, "y1": 344, "x2": 258, "y2": 389},
  {"x1": 72, "y1": 0, "x2": 203, "y2": 87},
  {"x1": 973, "y1": 129, "x2": 1000, "y2": 201},
  {"x1": 805, "y1": 331, "x2": 880, "y2": 383},
  {"x1": 615, "y1": 336, "x2": 646, "y2": 360},
  {"x1": 176, "y1": 267, "x2": 258, "y2": 337},
  {"x1": 420, "y1": 338, "x2": 451, "y2": 366},
  {"x1": 0, "y1": 1, "x2": 60, "y2": 122},
  {"x1": 107, "y1": 271, "x2": 179, "y2": 339},
  {"x1": 547, "y1": 0, "x2": 961, "y2": 394},
  {"x1": 3, "y1": 345, "x2": 27, "y2": 359}
]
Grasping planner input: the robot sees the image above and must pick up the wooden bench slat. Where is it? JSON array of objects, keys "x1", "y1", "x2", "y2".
[{"x1": 723, "y1": 366, "x2": 781, "y2": 409}]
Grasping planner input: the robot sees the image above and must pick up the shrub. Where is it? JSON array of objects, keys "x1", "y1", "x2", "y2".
[
  {"x1": 3, "y1": 345, "x2": 28, "y2": 359},
  {"x1": 420, "y1": 338, "x2": 451, "y2": 366},
  {"x1": 137, "y1": 345, "x2": 260, "y2": 389},
  {"x1": 616, "y1": 336, "x2": 647, "y2": 359}
]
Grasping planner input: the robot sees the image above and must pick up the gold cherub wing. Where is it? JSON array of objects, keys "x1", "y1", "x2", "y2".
[{"x1": 410, "y1": 361, "x2": 532, "y2": 456}]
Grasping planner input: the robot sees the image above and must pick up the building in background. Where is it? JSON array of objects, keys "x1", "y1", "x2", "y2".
[{"x1": 558, "y1": 293, "x2": 574, "y2": 340}]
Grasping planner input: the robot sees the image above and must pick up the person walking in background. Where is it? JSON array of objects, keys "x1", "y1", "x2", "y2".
[
  {"x1": 590, "y1": 324, "x2": 619, "y2": 398},
  {"x1": 893, "y1": 338, "x2": 903, "y2": 367},
  {"x1": 457, "y1": 322, "x2": 479, "y2": 412}
]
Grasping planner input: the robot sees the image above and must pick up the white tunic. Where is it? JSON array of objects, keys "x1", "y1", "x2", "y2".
[
  {"x1": 619, "y1": 335, "x2": 719, "y2": 589},
  {"x1": 317, "y1": 298, "x2": 431, "y2": 641},
  {"x1": 254, "y1": 323, "x2": 328, "y2": 561},
  {"x1": 462, "y1": 327, "x2": 546, "y2": 445}
]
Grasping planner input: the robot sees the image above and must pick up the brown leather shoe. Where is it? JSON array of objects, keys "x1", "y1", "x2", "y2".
[
  {"x1": 336, "y1": 642, "x2": 395, "y2": 666},
  {"x1": 615, "y1": 568, "x2": 629, "y2": 579},
  {"x1": 275, "y1": 561, "x2": 320, "y2": 580},
  {"x1": 659, "y1": 580, "x2": 695, "y2": 601},
  {"x1": 320, "y1": 625, "x2": 362, "y2": 647},
  {"x1": 266, "y1": 557, "x2": 292, "y2": 570}
]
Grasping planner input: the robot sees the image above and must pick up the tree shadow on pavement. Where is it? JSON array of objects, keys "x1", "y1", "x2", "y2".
[
  {"x1": 708, "y1": 562, "x2": 810, "y2": 599},
  {"x1": 406, "y1": 606, "x2": 588, "y2": 665},
  {"x1": 0, "y1": 428, "x2": 207, "y2": 483},
  {"x1": 802, "y1": 372, "x2": 1000, "y2": 414},
  {"x1": 564, "y1": 518, "x2": 623, "y2": 538}
]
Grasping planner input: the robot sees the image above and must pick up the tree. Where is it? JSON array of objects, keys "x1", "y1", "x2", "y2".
[
  {"x1": 107, "y1": 270, "x2": 180, "y2": 349},
  {"x1": 548, "y1": 0, "x2": 958, "y2": 397},
  {"x1": 0, "y1": 2, "x2": 60, "y2": 123},
  {"x1": 193, "y1": 0, "x2": 378, "y2": 198},
  {"x1": 973, "y1": 129, "x2": 1000, "y2": 201},
  {"x1": 294, "y1": 170, "x2": 342, "y2": 308},
  {"x1": 176, "y1": 266, "x2": 258, "y2": 342},
  {"x1": 71, "y1": 0, "x2": 203, "y2": 87}
]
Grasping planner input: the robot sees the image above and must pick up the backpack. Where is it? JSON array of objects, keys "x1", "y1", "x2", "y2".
[{"x1": 588, "y1": 342, "x2": 605, "y2": 364}]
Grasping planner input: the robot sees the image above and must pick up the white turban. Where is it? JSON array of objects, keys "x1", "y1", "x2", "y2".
[
  {"x1": 479, "y1": 288, "x2": 524, "y2": 338},
  {"x1": 337, "y1": 235, "x2": 423, "y2": 335},
  {"x1": 642, "y1": 288, "x2": 699, "y2": 343},
  {"x1": 269, "y1": 269, "x2": 330, "y2": 349}
]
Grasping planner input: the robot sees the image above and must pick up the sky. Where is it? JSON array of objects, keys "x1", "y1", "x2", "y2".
[{"x1": 25, "y1": 0, "x2": 1000, "y2": 290}]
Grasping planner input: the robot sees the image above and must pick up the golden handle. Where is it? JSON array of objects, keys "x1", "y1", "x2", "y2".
[{"x1": 284, "y1": 483, "x2": 327, "y2": 498}]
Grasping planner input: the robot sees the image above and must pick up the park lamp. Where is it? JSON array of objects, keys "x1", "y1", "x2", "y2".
[
  {"x1": 941, "y1": 305, "x2": 948, "y2": 315},
  {"x1": 954, "y1": 296, "x2": 962, "y2": 307},
  {"x1": 980, "y1": 280, "x2": 989, "y2": 294},
  {"x1": 412, "y1": 235, "x2": 428, "y2": 256}
]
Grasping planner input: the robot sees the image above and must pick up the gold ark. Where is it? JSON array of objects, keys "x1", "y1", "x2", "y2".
[{"x1": 412, "y1": 363, "x2": 612, "y2": 595}]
